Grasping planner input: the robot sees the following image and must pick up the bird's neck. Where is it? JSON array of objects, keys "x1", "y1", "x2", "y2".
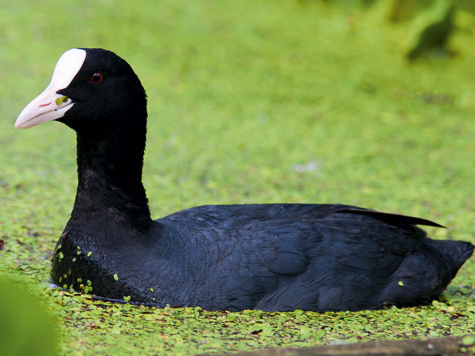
[{"x1": 70, "y1": 127, "x2": 153, "y2": 231}]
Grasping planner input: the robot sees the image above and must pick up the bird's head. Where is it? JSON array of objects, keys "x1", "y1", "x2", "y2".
[{"x1": 15, "y1": 48, "x2": 147, "y2": 132}]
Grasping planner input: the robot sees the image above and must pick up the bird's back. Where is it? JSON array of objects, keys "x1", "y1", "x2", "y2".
[{"x1": 155, "y1": 204, "x2": 473, "y2": 311}]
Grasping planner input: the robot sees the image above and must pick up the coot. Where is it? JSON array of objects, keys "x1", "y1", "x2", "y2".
[{"x1": 15, "y1": 48, "x2": 473, "y2": 311}]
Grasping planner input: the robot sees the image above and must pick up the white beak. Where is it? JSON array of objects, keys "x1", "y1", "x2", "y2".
[{"x1": 15, "y1": 48, "x2": 87, "y2": 129}]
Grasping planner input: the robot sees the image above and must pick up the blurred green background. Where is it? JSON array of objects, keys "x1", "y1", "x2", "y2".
[{"x1": 1, "y1": 0, "x2": 474, "y2": 355}]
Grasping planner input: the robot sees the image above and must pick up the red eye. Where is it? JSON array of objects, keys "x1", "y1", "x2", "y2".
[{"x1": 90, "y1": 72, "x2": 104, "y2": 84}]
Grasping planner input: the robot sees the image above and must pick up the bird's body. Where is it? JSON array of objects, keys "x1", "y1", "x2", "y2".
[
  {"x1": 52, "y1": 202, "x2": 471, "y2": 311},
  {"x1": 15, "y1": 48, "x2": 473, "y2": 311}
]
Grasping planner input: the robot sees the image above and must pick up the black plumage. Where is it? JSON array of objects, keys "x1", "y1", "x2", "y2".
[{"x1": 15, "y1": 48, "x2": 473, "y2": 311}]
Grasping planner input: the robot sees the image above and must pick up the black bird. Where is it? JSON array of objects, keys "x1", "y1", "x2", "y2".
[{"x1": 15, "y1": 48, "x2": 473, "y2": 311}]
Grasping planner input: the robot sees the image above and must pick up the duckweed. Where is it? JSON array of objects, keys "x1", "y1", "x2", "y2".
[{"x1": 1, "y1": 0, "x2": 474, "y2": 355}]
